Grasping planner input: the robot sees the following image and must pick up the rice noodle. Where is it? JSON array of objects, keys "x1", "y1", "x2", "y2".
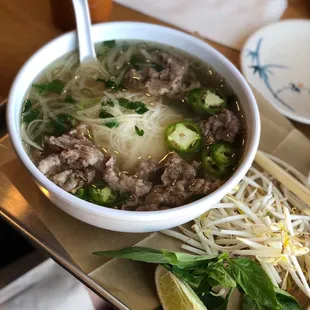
[{"x1": 23, "y1": 50, "x2": 182, "y2": 171}]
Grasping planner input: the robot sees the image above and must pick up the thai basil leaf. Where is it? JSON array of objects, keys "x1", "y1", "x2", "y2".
[
  {"x1": 162, "y1": 250, "x2": 226, "y2": 269},
  {"x1": 169, "y1": 265, "x2": 205, "y2": 288},
  {"x1": 206, "y1": 264, "x2": 237, "y2": 288},
  {"x1": 93, "y1": 247, "x2": 221, "y2": 267},
  {"x1": 93, "y1": 247, "x2": 171, "y2": 264},
  {"x1": 32, "y1": 79, "x2": 64, "y2": 95},
  {"x1": 199, "y1": 289, "x2": 232, "y2": 310},
  {"x1": 275, "y1": 288, "x2": 302, "y2": 310},
  {"x1": 242, "y1": 295, "x2": 270, "y2": 310},
  {"x1": 227, "y1": 258, "x2": 280, "y2": 309},
  {"x1": 135, "y1": 126, "x2": 144, "y2": 136}
]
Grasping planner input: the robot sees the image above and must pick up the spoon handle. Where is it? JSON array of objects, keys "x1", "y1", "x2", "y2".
[{"x1": 72, "y1": 0, "x2": 97, "y2": 64}]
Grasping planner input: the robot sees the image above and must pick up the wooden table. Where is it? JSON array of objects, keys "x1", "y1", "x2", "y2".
[{"x1": 0, "y1": 0, "x2": 309, "y2": 137}]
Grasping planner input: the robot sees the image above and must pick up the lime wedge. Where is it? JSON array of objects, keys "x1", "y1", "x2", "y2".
[{"x1": 155, "y1": 265, "x2": 208, "y2": 310}]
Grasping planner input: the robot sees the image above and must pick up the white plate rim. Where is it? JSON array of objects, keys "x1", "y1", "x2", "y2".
[{"x1": 240, "y1": 19, "x2": 310, "y2": 125}]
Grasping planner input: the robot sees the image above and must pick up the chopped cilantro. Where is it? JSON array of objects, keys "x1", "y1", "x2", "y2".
[
  {"x1": 22, "y1": 99, "x2": 39, "y2": 123},
  {"x1": 135, "y1": 126, "x2": 144, "y2": 136},
  {"x1": 96, "y1": 78, "x2": 127, "y2": 92},
  {"x1": 32, "y1": 79, "x2": 64, "y2": 95},
  {"x1": 105, "y1": 121, "x2": 119, "y2": 128},
  {"x1": 135, "y1": 105, "x2": 149, "y2": 115},
  {"x1": 99, "y1": 110, "x2": 114, "y2": 119},
  {"x1": 99, "y1": 109, "x2": 119, "y2": 129},
  {"x1": 118, "y1": 98, "x2": 149, "y2": 114},
  {"x1": 45, "y1": 114, "x2": 75, "y2": 136},
  {"x1": 64, "y1": 95, "x2": 77, "y2": 103}
]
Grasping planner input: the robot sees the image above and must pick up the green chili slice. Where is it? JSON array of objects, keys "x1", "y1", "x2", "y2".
[
  {"x1": 187, "y1": 88, "x2": 227, "y2": 114},
  {"x1": 165, "y1": 121, "x2": 202, "y2": 153}
]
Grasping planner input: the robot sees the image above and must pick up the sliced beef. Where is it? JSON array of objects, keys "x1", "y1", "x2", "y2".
[
  {"x1": 136, "y1": 204, "x2": 168, "y2": 211},
  {"x1": 31, "y1": 149, "x2": 43, "y2": 165},
  {"x1": 38, "y1": 124, "x2": 106, "y2": 192},
  {"x1": 187, "y1": 178, "x2": 220, "y2": 195},
  {"x1": 144, "y1": 181, "x2": 188, "y2": 206},
  {"x1": 60, "y1": 145, "x2": 104, "y2": 171},
  {"x1": 38, "y1": 154, "x2": 61, "y2": 176},
  {"x1": 45, "y1": 134, "x2": 93, "y2": 151},
  {"x1": 45, "y1": 124, "x2": 93, "y2": 151},
  {"x1": 121, "y1": 196, "x2": 140, "y2": 211},
  {"x1": 144, "y1": 179, "x2": 219, "y2": 209},
  {"x1": 135, "y1": 159, "x2": 159, "y2": 180},
  {"x1": 125, "y1": 51, "x2": 200, "y2": 98},
  {"x1": 200, "y1": 109, "x2": 240, "y2": 144},
  {"x1": 103, "y1": 157, "x2": 152, "y2": 197},
  {"x1": 161, "y1": 153, "x2": 197, "y2": 185},
  {"x1": 68, "y1": 123, "x2": 90, "y2": 139},
  {"x1": 51, "y1": 168, "x2": 95, "y2": 192}
]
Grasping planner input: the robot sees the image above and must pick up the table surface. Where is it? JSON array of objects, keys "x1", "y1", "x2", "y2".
[{"x1": 0, "y1": 1, "x2": 309, "y2": 309}]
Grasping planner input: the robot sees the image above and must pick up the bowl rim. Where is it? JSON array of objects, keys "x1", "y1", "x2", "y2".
[{"x1": 7, "y1": 21, "x2": 260, "y2": 222}]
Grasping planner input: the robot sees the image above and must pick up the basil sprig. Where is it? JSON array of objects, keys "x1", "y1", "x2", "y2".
[{"x1": 93, "y1": 247, "x2": 302, "y2": 310}]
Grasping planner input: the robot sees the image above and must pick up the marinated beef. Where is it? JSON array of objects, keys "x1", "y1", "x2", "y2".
[
  {"x1": 60, "y1": 145, "x2": 104, "y2": 171},
  {"x1": 45, "y1": 124, "x2": 93, "y2": 151},
  {"x1": 136, "y1": 204, "x2": 168, "y2": 211},
  {"x1": 125, "y1": 51, "x2": 200, "y2": 98},
  {"x1": 38, "y1": 154, "x2": 61, "y2": 176},
  {"x1": 68, "y1": 123, "x2": 90, "y2": 139},
  {"x1": 37, "y1": 124, "x2": 105, "y2": 192},
  {"x1": 51, "y1": 168, "x2": 95, "y2": 192},
  {"x1": 135, "y1": 159, "x2": 159, "y2": 180},
  {"x1": 103, "y1": 157, "x2": 152, "y2": 197},
  {"x1": 161, "y1": 153, "x2": 197, "y2": 185},
  {"x1": 120, "y1": 196, "x2": 140, "y2": 211},
  {"x1": 144, "y1": 178, "x2": 219, "y2": 208},
  {"x1": 31, "y1": 149, "x2": 43, "y2": 164},
  {"x1": 200, "y1": 109, "x2": 240, "y2": 144}
]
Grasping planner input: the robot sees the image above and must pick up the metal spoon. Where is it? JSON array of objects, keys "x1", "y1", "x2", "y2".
[{"x1": 72, "y1": 0, "x2": 97, "y2": 64}]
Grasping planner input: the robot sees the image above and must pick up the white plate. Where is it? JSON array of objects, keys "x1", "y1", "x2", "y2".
[{"x1": 241, "y1": 19, "x2": 310, "y2": 124}]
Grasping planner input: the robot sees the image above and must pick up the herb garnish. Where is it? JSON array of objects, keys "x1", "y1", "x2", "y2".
[
  {"x1": 135, "y1": 126, "x2": 144, "y2": 136},
  {"x1": 22, "y1": 99, "x2": 39, "y2": 123},
  {"x1": 32, "y1": 79, "x2": 64, "y2": 95},
  {"x1": 118, "y1": 98, "x2": 148, "y2": 114},
  {"x1": 46, "y1": 114, "x2": 75, "y2": 136},
  {"x1": 64, "y1": 95, "x2": 77, "y2": 103},
  {"x1": 96, "y1": 78, "x2": 127, "y2": 92},
  {"x1": 99, "y1": 109, "x2": 119, "y2": 128},
  {"x1": 102, "y1": 100, "x2": 114, "y2": 107},
  {"x1": 93, "y1": 247, "x2": 302, "y2": 310}
]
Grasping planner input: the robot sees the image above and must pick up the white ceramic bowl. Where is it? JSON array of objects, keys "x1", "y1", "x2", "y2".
[{"x1": 7, "y1": 22, "x2": 260, "y2": 233}]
